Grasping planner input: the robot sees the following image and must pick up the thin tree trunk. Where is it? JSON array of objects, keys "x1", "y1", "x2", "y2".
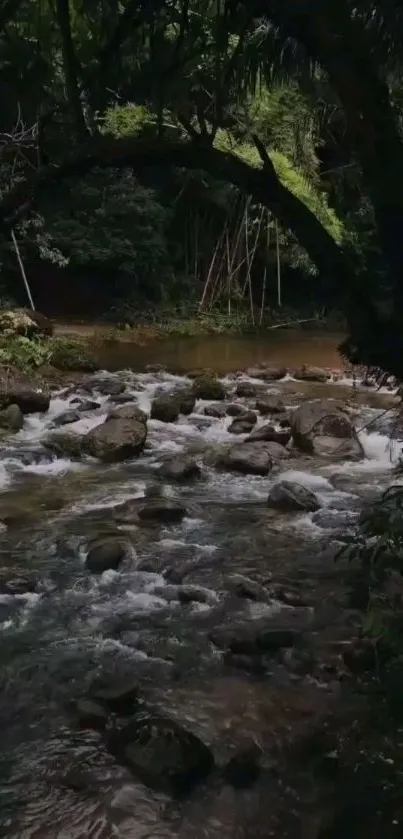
[
  {"x1": 275, "y1": 220, "x2": 281, "y2": 308},
  {"x1": 55, "y1": 0, "x2": 88, "y2": 140},
  {"x1": 259, "y1": 210, "x2": 270, "y2": 326}
]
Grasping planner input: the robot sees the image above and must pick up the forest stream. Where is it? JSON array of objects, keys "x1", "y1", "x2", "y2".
[{"x1": 0, "y1": 331, "x2": 401, "y2": 839}]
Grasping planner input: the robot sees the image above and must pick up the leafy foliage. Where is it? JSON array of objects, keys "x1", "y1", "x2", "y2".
[{"x1": 339, "y1": 486, "x2": 403, "y2": 650}]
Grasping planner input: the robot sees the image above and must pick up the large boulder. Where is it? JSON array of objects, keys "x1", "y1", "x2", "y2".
[
  {"x1": 174, "y1": 388, "x2": 196, "y2": 415},
  {"x1": 84, "y1": 418, "x2": 147, "y2": 462},
  {"x1": 192, "y1": 374, "x2": 226, "y2": 400},
  {"x1": 0, "y1": 308, "x2": 52, "y2": 338},
  {"x1": 138, "y1": 499, "x2": 187, "y2": 523},
  {"x1": 210, "y1": 617, "x2": 304, "y2": 654},
  {"x1": 53, "y1": 409, "x2": 81, "y2": 427},
  {"x1": 294, "y1": 366, "x2": 329, "y2": 383},
  {"x1": 235, "y1": 381, "x2": 258, "y2": 398},
  {"x1": 290, "y1": 399, "x2": 364, "y2": 459},
  {"x1": 159, "y1": 456, "x2": 201, "y2": 481},
  {"x1": 108, "y1": 709, "x2": 214, "y2": 796},
  {"x1": 107, "y1": 403, "x2": 147, "y2": 424},
  {"x1": 151, "y1": 395, "x2": 180, "y2": 422},
  {"x1": 85, "y1": 533, "x2": 129, "y2": 573},
  {"x1": 245, "y1": 366, "x2": 286, "y2": 381},
  {"x1": 95, "y1": 377, "x2": 125, "y2": 396},
  {"x1": 247, "y1": 423, "x2": 291, "y2": 446},
  {"x1": 228, "y1": 411, "x2": 257, "y2": 434},
  {"x1": 0, "y1": 386, "x2": 50, "y2": 414},
  {"x1": 256, "y1": 397, "x2": 286, "y2": 415},
  {"x1": 204, "y1": 402, "x2": 226, "y2": 418},
  {"x1": 0, "y1": 404, "x2": 24, "y2": 431},
  {"x1": 219, "y1": 441, "x2": 274, "y2": 475},
  {"x1": 267, "y1": 480, "x2": 321, "y2": 512}
]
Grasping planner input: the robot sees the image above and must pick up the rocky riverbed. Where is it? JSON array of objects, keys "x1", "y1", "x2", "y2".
[{"x1": 0, "y1": 362, "x2": 401, "y2": 838}]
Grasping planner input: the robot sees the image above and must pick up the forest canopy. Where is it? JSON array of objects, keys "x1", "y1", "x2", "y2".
[{"x1": 1, "y1": 0, "x2": 403, "y2": 373}]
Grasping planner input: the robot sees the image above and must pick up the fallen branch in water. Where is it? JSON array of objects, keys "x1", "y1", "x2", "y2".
[{"x1": 266, "y1": 317, "x2": 323, "y2": 330}]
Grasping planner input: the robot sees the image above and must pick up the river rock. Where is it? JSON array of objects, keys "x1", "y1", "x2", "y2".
[
  {"x1": 174, "y1": 388, "x2": 196, "y2": 415},
  {"x1": 256, "y1": 397, "x2": 285, "y2": 415},
  {"x1": 204, "y1": 403, "x2": 227, "y2": 418},
  {"x1": 0, "y1": 404, "x2": 24, "y2": 431},
  {"x1": 290, "y1": 399, "x2": 364, "y2": 459},
  {"x1": 247, "y1": 424, "x2": 291, "y2": 446},
  {"x1": 192, "y1": 374, "x2": 226, "y2": 400},
  {"x1": 151, "y1": 395, "x2": 180, "y2": 422},
  {"x1": 268, "y1": 480, "x2": 321, "y2": 512},
  {"x1": 89, "y1": 676, "x2": 139, "y2": 714},
  {"x1": 44, "y1": 431, "x2": 84, "y2": 459},
  {"x1": 294, "y1": 365, "x2": 330, "y2": 383},
  {"x1": 0, "y1": 387, "x2": 50, "y2": 414},
  {"x1": 220, "y1": 441, "x2": 274, "y2": 475},
  {"x1": 138, "y1": 499, "x2": 187, "y2": 523},
  {"x1": 246, "y1": 366, "x2": 286, "y2": 381},
  {"x1": 177, "y1": 584, "x2": 217, "y2": 606},
  {"x1": 210, "y1": 618, "x2": 303, "y2": 654},
  {"x1": 227, "y1": 573, "x2": 271, "y2": 601},
  {"x1": 84, "y1": 418, "x2": 147, "y2": 462},
  {"x1": 0, "y1": 572, "x2": 37, "y2": 595},
  {"x1": 107, "y1": 403, "x2": 148, "y2": 424},
  {"x1": 92, "y1": 377, "x2": 126, "y2": 396},
  {"x1": 223, "y1": 744, "x2": 262, "y2": 788},
  {"x1": 235, "y1": 382, "x2": 258, "y2": 398},
  {"x1": 228, "y1": 411, "x2": 257, "y2": 434},
  {"x1": 312, "y1": 508, "x2": 358, "y2": 530},
  {"x1": 75, "y1": 699, "x2": 108, "y2": 731},
  {"x1": 145, "y1": 363, "x2": 166, "y2": 373},
  {"x1": 85, "y1": 534, "x2": 129, "y2": 573},
  {"x1": 159, "y1": 456, "x2": 201, "y2": 481},
  {"x1": 72, "y1": 398, "x2": 100, "y2": 412},
  {"x1": 53, "y1": 409, "x2": 81, "y2": 427},
  {"x1": 108, "y1": 709, "x2": 214, "y2": 796},
  {"x1": 226, "y1": 403, "x2": 246, "y2": 417}
]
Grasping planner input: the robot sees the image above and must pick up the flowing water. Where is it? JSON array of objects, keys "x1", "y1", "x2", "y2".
[{"x1": 0, "y1": 332, "x2": 401, "y2": 838}]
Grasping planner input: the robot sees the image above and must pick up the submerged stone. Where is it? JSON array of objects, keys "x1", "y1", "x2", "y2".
[{"x1": 108, "y1": 709, "x2": 214, "y2": 796}]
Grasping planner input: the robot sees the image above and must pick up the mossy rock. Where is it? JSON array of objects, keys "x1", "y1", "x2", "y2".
[
  {"x1": 192, "y1": 374, "x2": 226, "y2": 400},
  {"x1": 50, "y1": 339, "x2": 99, "y2": 372}
]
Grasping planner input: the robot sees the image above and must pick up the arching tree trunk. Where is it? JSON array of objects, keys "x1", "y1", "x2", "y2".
[
  {"x1": 0, "y1": 133, "x2": 387, "y2": 366},
  {"x1": 256, "y1": 0, "x2": 403, "y2": 303}
]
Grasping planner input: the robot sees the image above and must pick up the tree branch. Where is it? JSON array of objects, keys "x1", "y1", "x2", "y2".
[{"x1": 0, "y1": 135, "x2": 351, "y2": 285}]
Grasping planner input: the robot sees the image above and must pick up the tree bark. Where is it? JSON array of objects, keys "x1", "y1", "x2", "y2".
[
  {"x1": 56, "y1": 0, "x2": 88, "y2": 140},
  {"x1": 0, "y1": 135, "x2": 350, "y2": 280},
  {"x1": 1, "y1": 132, "x2": 388, "y2": 367}
]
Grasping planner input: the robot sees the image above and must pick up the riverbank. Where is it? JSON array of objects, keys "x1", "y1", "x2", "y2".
[{"x1": 54, "y1": 306, "x2": 347, "y2": 343}]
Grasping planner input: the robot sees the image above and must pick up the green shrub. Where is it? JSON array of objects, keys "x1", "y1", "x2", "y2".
[{"x1": 49, "y1": 337, "x2": 100, "y2": 372}]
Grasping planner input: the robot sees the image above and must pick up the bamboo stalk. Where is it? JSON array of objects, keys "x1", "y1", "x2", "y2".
[
  {"x1": 276, "y1": 220, "x2": 281, "y2": 308},
  {"x1": 259, "y1": 209, "x2": 271, "y2": 326},
  {"x1": 11, "y1": 229, "x2": 35, "y2": 310},
  {"x1": 199, "y1": 225, "x2": 225, "y2": 309}
]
